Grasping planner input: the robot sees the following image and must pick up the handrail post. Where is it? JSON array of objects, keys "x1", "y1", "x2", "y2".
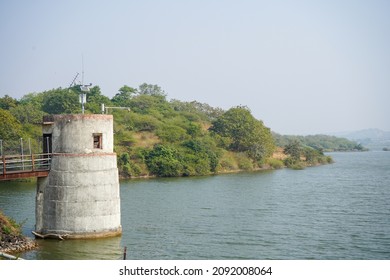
[
  {"x1": 49, "y1": 153, "x2": 52, "y2": 170},
  {"x1": 20, "y1": 138, "x2": 24, "y2": 171},
  {"x1": 31, "y1": 154, "x2": 35, "y2": 171},
  {"x1": 2, "y1": 155, "x2": 6, "y2": 175}
]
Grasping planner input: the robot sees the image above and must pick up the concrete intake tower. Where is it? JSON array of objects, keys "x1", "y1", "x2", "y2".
[{"x1": 35, "y1": 114, "x2": 121, "y2": 238}]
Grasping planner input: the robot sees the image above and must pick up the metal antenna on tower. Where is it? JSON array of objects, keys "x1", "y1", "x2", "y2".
[
  {"x1": 82, "y1": 54, "x2": 84, "y2": 86},
  {"x1": 69, "y1": 73, "x2": 79, "y2": 87},
  {"x1": 79, "y1": 54, "x2": 92, "y2": 114}
]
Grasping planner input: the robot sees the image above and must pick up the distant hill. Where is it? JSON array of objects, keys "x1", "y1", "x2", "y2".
[
  {"x1": 272, "y1": 133, "x2": 364, "y2": 152},
  {"x1": 332, "y1": 129, "x2": 390, "y2": 151}
]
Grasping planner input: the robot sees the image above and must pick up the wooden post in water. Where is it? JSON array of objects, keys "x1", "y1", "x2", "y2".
[{"x1": 123, "y1": 246, "x2": 127, "y2": 260}]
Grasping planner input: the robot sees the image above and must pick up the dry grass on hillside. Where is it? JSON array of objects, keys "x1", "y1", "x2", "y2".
[
  {"x1": 272, "y1": 147, "x2": 288, "y2": 160},
  {"x1": 132, "y1": 132, "x2": 160, "y2": 148}
]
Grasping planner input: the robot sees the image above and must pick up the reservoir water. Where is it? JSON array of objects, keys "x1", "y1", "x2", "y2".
[{"x1": 0, "y1": 152, "x2": 389, "y2": 259}]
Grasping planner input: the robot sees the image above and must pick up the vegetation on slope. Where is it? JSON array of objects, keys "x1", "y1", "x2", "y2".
[
  {"x1": 1, "y1": 83, "x2": 362, "y2": 177},
  {"x1": 273, "y1": 133, "x2": 366, "y2": 152}
]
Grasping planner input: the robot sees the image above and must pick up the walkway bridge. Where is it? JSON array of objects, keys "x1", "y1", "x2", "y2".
[{"x1": 0, "y1": 153, "x2": 51, "y2": 181}]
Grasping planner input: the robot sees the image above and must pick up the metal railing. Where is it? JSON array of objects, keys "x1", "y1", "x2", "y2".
[{"x1": 0, "y1": 153, "x2": 52, "y2": 175}]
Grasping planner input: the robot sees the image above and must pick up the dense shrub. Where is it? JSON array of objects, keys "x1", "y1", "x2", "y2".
[
  {"x1": 236, "y1": 153, "x2": 253, "y2": 170},
  {"x1": 132, "y1": 114, "x2": 161, "y2": 132},
  {"x1": 266, "y1": 158, "x2": 284, "y2": 169},
  {"x1": 145, "y1": 145, "x2": 183, "y2": 177},
  {"x1": 157, "y1": 124, "x2": 189, "y2": 143}
]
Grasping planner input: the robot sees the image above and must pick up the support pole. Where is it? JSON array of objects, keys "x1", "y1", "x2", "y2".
[
  {"x1": 2, "y1": 155, "x2": 5, "y2": 175},
  {"x1": 46, "y1": 137, "x2": 50, "y2": 154},
  {"x1": 31, "y1": 154, "x2": 35, "y2": 171},
  {"x1": 20, "y1": 138, "x2": 24, "y2": 170},
  {"x1": 28, "y1": 138, "x2": 32, "y2": 156}
]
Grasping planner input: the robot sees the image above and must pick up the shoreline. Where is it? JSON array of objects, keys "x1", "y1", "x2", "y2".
[
  {"x1": 0, "y1": 236, "x2": 37, "y2": 255},
  {"x1": 119, "y1": 160, "x2": 333, "y2": 180},
  {"x1": 119, "y1": 164, "x2": 278, "y2": 180},
  {"x1": 0, "y1": 211, "x2": 38, "y2": 256}
]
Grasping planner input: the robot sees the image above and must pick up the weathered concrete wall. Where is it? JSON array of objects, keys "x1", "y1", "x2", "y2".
[
  {"x1": 36, "y1": 114, "x2": 121, "y2": 238},
  {"x1": 42, "y1": 114, "x2": 114, "y2": 154}
]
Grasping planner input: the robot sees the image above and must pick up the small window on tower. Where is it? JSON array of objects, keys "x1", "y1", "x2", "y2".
[{"x1": 93, "y1": 133, "x2": 102, "y2": 149}]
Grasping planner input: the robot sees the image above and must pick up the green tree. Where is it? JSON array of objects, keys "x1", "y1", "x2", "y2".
[
  {"x1": 42, "y1": 88, "x2": 79, "y2": 114},
  {"x1": 0, "y1": 95, "x2": 18, "y2": 110},
  {"x1": 284, "y1": 140, "x2": 302, "y2": 161},
  {"x1": 10, "y1": 103, "x2": 44, "y2": 124},
  {"x1": 111, "y1": 85, "x2": 136, "y2": 106},
  {"x1": 129, "y1": 94, "x2": 172, "y2": 116},
  {"x1": 138, "y1": 83, "x2": 166, "y2": 97},
  {"x1": 210, "y1": 106, "x2": 253, "y2": 151},
  {"x1": 145, "y1": 144, "x2": 183, "y2": 177},
  {"x1": 303, "y1": 147, "x2": 321, "y2": 164},
  {"x1": 182, "y1": 138, "x2": 220, "y2": 173},
  {"x1": 19, "y1": 92, "x2": 45, "y2": 109},
  {"x1": 170, "y1": 99, "x2": 224, "y2": 121},
  {"x1": 209, "y1": 106, "x2": 275, "y2": 161},
  {"x1": 246, "y1": 121, "x2": 275, "y2": 162},
  {"x1": 186, "y1": 122, "x2": 202, "y2": 138},
  {"x1": 0, "y1": 109, "x2": 23, "y2": 140},
  {"x1": 85, "y1": 86, "x2": 112, "y2": 113}
]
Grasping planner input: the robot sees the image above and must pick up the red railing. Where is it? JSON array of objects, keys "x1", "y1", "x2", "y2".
[{"x1": 0, "y1": 153, "x2": 51, "y2": 180}]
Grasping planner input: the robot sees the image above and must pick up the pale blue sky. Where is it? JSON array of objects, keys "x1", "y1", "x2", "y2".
[{"x1": 1, "y1": 0, "x2": 389, "y2": 134}]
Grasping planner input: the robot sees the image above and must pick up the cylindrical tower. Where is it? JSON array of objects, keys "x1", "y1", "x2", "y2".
[{"x1": 36, "y1": 114, "x2": 121, "y2": 238}]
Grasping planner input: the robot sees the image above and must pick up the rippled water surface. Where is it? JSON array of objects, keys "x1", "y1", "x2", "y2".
[{"x1": 1, "y1": 152, "x2": 389, "y2": 259}]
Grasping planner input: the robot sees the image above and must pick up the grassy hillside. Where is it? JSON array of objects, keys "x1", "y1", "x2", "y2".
[
  {"x1": 111, "y1": 99, "x2": 275, "y2": 178},
  {"x1": 0, "y1": 83, "x2": 359, "y2": 177}
]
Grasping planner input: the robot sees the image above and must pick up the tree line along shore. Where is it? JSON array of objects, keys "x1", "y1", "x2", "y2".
[{"x1": 0, "y1": 83, "x2": 364, "y2": 179}]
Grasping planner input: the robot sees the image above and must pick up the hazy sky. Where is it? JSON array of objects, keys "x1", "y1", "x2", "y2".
[{"x1": 1, "y1": 0, "x2": 389, "y2": 135}]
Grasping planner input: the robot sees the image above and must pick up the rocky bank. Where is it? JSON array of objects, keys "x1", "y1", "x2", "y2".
[{"x1": 0, "y1": 211, "x2": 37, "y2": 254}]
